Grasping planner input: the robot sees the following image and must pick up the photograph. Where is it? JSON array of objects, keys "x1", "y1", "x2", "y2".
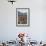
[{"x1": 16, "y1": 8, "x2": 30, "y2": 27}]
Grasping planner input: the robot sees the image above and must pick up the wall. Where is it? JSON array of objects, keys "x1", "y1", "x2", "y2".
[{"x1": 0, "y1": 0, "x2": 46, "y2": 42}]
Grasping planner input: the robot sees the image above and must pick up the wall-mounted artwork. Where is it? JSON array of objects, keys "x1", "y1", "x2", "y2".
[{"x1": 16, "y1": 8, "x2": 30, "y2": 27}]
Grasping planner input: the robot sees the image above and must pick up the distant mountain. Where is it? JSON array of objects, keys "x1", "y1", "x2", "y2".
[{"x1": 18, "y1": 11, "x2": 27, "y2": 16}]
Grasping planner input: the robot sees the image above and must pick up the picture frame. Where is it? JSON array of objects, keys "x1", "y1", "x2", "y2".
[{"x1": 16, "y1": 8, "x2": 30, "y2": 27}]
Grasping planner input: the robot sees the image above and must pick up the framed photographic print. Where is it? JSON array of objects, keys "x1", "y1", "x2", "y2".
[{"x1": 16, "y1": 8, "x2": 30, "y2": 27}]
